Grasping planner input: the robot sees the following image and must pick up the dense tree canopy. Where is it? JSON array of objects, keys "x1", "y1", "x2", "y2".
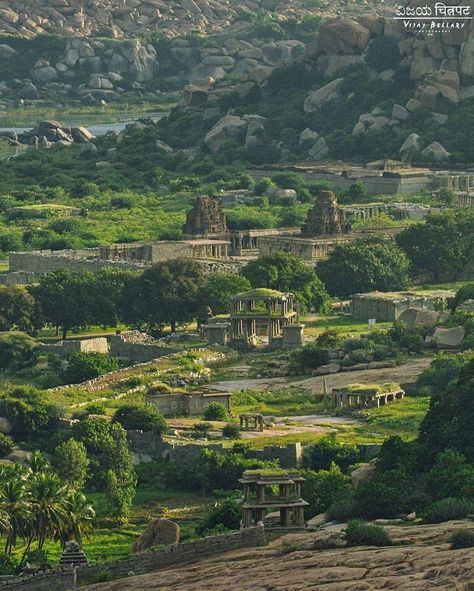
[
  {"x1": 0, "y1": 286, "x2": 42, "y2": 333},
  {"x1": 317, "y1": 237, "x2": 410, "y2": 297},
  {"x1": 396, "y1": 210, "x2": 474, "y2": 281},
  {"x1": 119, "y1": 258, "x2": 205, "y2": 333},
  {"x1": 242, "y1": 251, "x2": 330, "y2": 312},
  {"x1": 198, "y1": 273, "x2": 251, "y2": 315}
]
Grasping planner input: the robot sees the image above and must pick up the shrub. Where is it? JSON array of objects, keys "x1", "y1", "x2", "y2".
[
  {"x1": 62, "y1": 352, "x2": 119, "y2": 384},
  {"x1": 422, "y1": 498, "x2": 474, "y2": 524},
  {"x1": 345, "y1": 520, "x2": 392, "y2": 547},
  {"x1": 84, "y1": 403, "x2": 107, "y2": 415},
  {"x1": 203, "y1": 402, "x2": 228, "y2": 421},
  {"x1": 222, "y1": 424, "x2": 240, "y2": 439},
  {"x1": 326, "y1": 498, "x2": 361, "y2": 523},
  {"x1": 0, "y1": 554, "x2": 18, "y2": 575},
  {"x1": 113, "y1": 405, "x2": 167, "y2": 436},
  {"x1": 196, "y1": 498, "x2": 241, "y2": 535},
  {"x1": 193, "y1": 422, "x2": 212, "y2": 436},
  {"x1": 450, "y1": 529, "x2": 474, "y2": 549},
  {"x1": 0, "y1": 433, "x2": 14, "y2": 458}
]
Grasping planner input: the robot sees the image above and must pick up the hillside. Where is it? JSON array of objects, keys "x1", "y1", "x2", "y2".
[
  {"x1": 0, "y1": 0, "x2": 392, "y2": 39},
  {"x1": 82, "y1": 521, "x2": 474, "y2": 591}
]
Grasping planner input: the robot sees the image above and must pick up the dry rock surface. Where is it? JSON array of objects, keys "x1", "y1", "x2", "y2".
[{"x1": 83, "y1": 521, "x2": 474, "y2": 591}]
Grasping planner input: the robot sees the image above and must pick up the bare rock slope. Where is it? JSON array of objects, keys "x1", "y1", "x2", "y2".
[
  {"x1": 83, "y1": 521, "x2": 474, "y2": 591},
  {"x1": 0, "y1": 0, "x2": 391, "y2": 38}
]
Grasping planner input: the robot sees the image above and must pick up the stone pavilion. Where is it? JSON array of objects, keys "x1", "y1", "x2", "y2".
[{"x1": 239, "y1": 469, "x2": 308, "y2": 530}]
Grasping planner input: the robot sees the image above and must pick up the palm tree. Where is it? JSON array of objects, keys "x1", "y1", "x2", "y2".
[
  {"x1": 25, "y1": 452, "x2": 50, "y2": 475},
  {"x1": 58, "y1": 491, "x2": 95, "y2": 548},
  {"x1": 29, "y1": 472, "x2": 68, "y2": 550},
  {"x1": 0, "y1": 478, "x2": 31, "y2": 555}
]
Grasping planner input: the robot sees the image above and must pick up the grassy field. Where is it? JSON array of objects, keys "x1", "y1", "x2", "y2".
[
  {"x1": 302, "y1": 314, "x2": 392, "y2": 338},
  {"x1": 13, "y1": 488, "x2": 211, "y2": 565},
  {"x1": 232, "y1": 388, "x2": 323, "y2": 416}
]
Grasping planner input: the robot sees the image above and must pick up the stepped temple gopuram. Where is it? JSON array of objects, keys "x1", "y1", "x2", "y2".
[
  {"x1": 183, "y1": 195, "x2": 228, "y2": 237},
  {"x1": 2, "y1": 191, "x2": 411, "y2": 285}
]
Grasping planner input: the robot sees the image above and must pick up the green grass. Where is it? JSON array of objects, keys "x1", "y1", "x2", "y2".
[
  {"x1": 13, "y1": 488, "x2": 211, "y2": 565},
  {"x1": 232, "y1": 388, "x2": 323, "y2": 416},
  {"x1": 302, "y1": 314, "x2": 392, "y2": 337}
]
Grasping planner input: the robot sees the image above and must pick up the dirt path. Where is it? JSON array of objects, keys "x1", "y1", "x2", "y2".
[{"x1": 205, "y1": 358, "x2": 432, "y2": 396}]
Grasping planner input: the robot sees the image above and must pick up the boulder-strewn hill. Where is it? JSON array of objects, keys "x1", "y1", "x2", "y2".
[
  {"x1": 82, "y1": 521, "x2": 474, "y2": 591},
  {"x1": 0, "y1": 0, "x2": 392, "y2": 39}
]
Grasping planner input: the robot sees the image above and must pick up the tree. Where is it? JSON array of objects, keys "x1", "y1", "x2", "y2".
[
  {"x1": 29, "y1": 472, "x2": 68, "y2": 550},
  {"x1": 303, "y1": 434, "x2": 361, "y2": 472},
  {"x1": 60, "y1": 491, "x2": 95, "y2": 547},
  {"x1": 198, "y1": 273, "x2": 251, "y2": 315},
  {"x1": 0, "y1": 332, "x2": 38, "y2": 371},
  {"x1": 242, "y1": 252, "x2": 330, "y2": 312},
  {"x1": 317, "y1": 237, "x2": 410, "y2": 297},
  {"x1": 62, "y1": 352, "x2": 119, "y2": 385},
  {"x1": 418, "y1": 359, "x2": 474, "y2": 466},
  {"x1": 30, "y1": 269, "x2": 95, "y2": 339},
  {"x1": 119, "y1": 258, "x2": 205, "y2": 333},
  {"x1": 53, "y1": 440, "x2": 89, "y2": 489},
  {"x1": 301, "y1": 465, "x2": 351, "y2": 519},
  {"x1": 204, "y1": 402, "x2": 228, "y2": 421},
  {"x1": 396, "y1": 210, "x2": 474, "y2": 281},
  {"x1": 104, "y1": 424, "x2": 136, "y2": 523},
  {"x1": 89, "y1": 268, "x2": 137, "y2": 328},
  {"x1": 0, "y1": 286, "x2": 42, "y2": 333},
  {"x1": 113, "y1": 405, "x2": 167, "y2": 436},
  {"x1": 196, "y1": 498, "x2": 241, "y2": 535},
  {"x1": 426, "y1": 449, "x2": 474, "y2": 501}
]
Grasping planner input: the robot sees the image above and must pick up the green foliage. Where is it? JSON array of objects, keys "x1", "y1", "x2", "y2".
[
  {"x1": 53, "y1": 440, "x2": 89, "y2": 489},
  {"x1": 198, "y1": 273, "x2": 251, "y2": 315},
  {"x1": 222, "y1": 424, "x2": 241, "y2": 439},
  {"x1": 326, "y1": 498, "x2": 361, "y2": 523},
  {"x1": 203, "y1": 402, "x2": 228, "y2": 421},
  {"x1": 113, "y1": 405, "x2": 167, "y2": 436},
  {"x1": 422, "y1": 498, "x2": 474, "y2": 524},
  {"x1": 426, "y1": 449, "x2": 474, "y2": 501},
  {"x1": 104, "y1": 424, "x2": 137, "y2": 524},
  {"x1": 418, "y1": 359, "x2": 474, "y2": 465},
  {"x1": 365, "y1": 36, "x2": 401, "y2": 72},
  {"x1": 345, "y1": 520, "x2": 392, "y2": 547},
  {"x1": 416, "y1": 351, "x2": 474, "y2": 396},
  {"x1": 317, "y1": 237, "x2": 410, "y2": 297},
  {"x1": 242, "y1": 252, "x2": 330, "y2": 312},
  {"x1": 0, "y1": 332, "x2": 38, "y2": 371},
  {"x1": 120, "y1": 258, "x2": 205, "y2": 333},
  {"x1": 0, "y1": 385, "x2": 61, "y2": 442},
  {"x1": 193, "y1": 422, "x2": 212, "y2": 436},
  {"x1": 450, "y1": 529, "x2": 474, "y2": 549},
  {"x1": 0, "y1": 286, "x2": 42, "y2": 333},
  {"x1": 453, "y1": 283, "x2": 474, "y2": 307},
  {"x1": 354, "y1": 469, "x2": 412, "y2": 519},
  {"x1": 396, "y1": 210, "x2": 474, "y2": 281},
  {"x1": 303, "y1": 435, "x2": 361, "y2": 473},
  {"x1": 196, "y1": 497, "x2": 241, "y2": 535},
  {"x1": 62, "y1": 352, "x2": 119, "y2": 385},
  {"x1": 301, "y1": 465, "x2": 351, "y2": 519},
  {"x1": 0, "y1": 433, "x2": 13, "y2": 458},
  {"x1": 0, "y1": 554, "x2": 18, "y2": 575}
]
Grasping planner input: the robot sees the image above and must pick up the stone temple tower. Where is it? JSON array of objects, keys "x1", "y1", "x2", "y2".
[
  {"x1": 301, "y1": 190, "x2": 350, "y2": 237},
  {"x1": 183, "y1": 195, "x2": 227, "y2": 237}
]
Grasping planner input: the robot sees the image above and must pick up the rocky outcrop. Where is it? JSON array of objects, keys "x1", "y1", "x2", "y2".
[
  {"x1": 304, "y1": 78, "x2": 344, "y2": 113},
  {"x1": 426, "y1": 326, "x2": 465, "y2": 349},
  {"x1": 84, "y1": 521, "x2": 474, "y2": 591},
  {"x1": 131, "y1": 519, "x2": 180, "y2": 554}
]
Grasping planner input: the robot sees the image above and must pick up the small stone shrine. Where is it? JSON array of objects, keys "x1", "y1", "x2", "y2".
[
  {"x1": 59, "y1": 541, "x2": 89, "y2": 567},
  {"x1": 240, "y1": 413, "x2": 264, "y2": 432}
]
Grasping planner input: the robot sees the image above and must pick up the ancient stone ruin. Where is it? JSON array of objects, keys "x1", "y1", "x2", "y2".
[
  {"x1": 301, "y1": 190, "x2": 350, "y2": 237},
  {"x1": 240, "y1": 469, "x2": 308, "y2": 530},
  {"x1": 183, "y1": 195, "x2": 227, "y2": 237},
  {"x1": 59, "y1": 541, "x2": 89, "y2": 567}
]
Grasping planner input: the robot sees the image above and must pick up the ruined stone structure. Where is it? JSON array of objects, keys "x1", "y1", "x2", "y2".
[
  {"x1": 351, "y1": 291, "x2": 455, "y2": 322},
  {"x1": 257, "y1": 234, "x2": 350, "y2": 262},
  {"x1": 39, "y1": 337, "x2": 108, "y2": 356},
  {"x1": 240, "y1": 470, "x2": 308, "y2": 530},
  {"x1": 145, "y1": 390, "x2": 232, "y2": 417},
  {"x1": 59, "y1": 541, "x2": 89, "y2": 567},
  {"x1": 332, "y1": 385, "x2": 405, "y2": 410},
  {"x1": 301, "y1": 190, "x2": 350, "y2": 237},
  {"x1": 183, "y1": 195, "x2": 227, "y2": 237},
  {"x1": 230, "y1": 289, "x2": 303, "y2": 349},
  {"x1": 240, "y1": 413, "x2": 264, "y2": 432}
]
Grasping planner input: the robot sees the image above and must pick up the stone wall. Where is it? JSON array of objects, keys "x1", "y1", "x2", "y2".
[
  {"x1": 76, "y1": 526, "x2": 265, "y2": 584},
  {"x1": 40, "y1": 337, "x2": 109, "y2": 356},
  {"x1": 0, "y1": 568, "x2": 76, "y2": 591},
  {"x1": 351, "y1": 292, "x2": 454, "y2": 322},
  {"x1": 145, "y1": 392, "x2": 232, "y2": 418},
  {"x1": 109, "y1": 334, "x2": 176, "y2": 363}
]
